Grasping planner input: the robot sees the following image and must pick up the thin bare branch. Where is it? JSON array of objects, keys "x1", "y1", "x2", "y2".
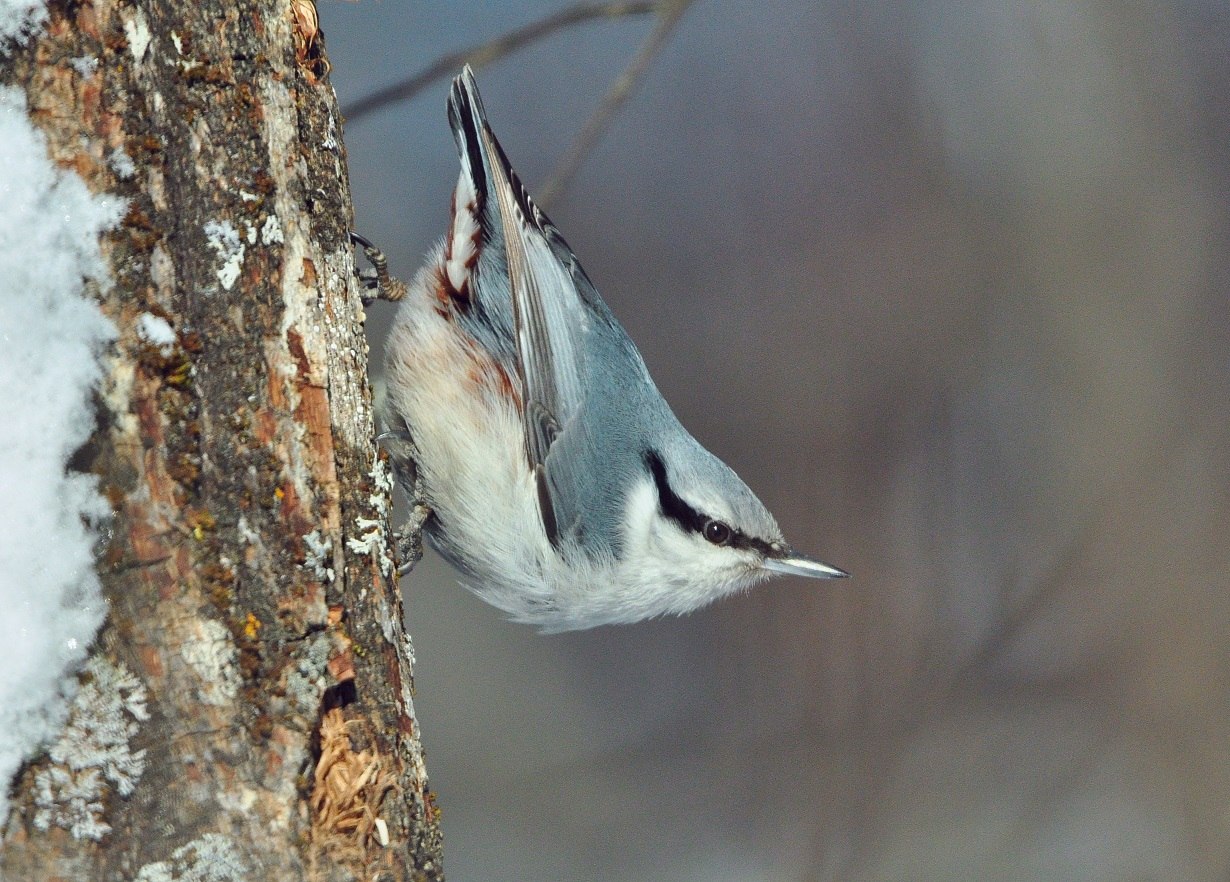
[
  {"x1": 343, "y1": 1, "x2": 659, "y2": 123},
  {"x1": 537, "y1": 0, "x2": 696, "y2": 205}
]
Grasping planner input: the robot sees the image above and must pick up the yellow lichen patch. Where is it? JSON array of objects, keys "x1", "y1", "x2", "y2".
[
  {"x1": 165, "y1": 358, "x2": 193, "y2": 387},
  {"x1": 185, "y1": 508, "x2": 216, "y2": 541},
  {"x1": 310, "y1": 709, "x2": 396, "y2": 859},
  {"x1": 243, "y1": 612, "x2": 262, "y2": 639}
]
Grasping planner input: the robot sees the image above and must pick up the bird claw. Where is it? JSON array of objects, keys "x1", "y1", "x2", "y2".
[
  {"x1": 350, "y1": 230, "x2": 407, "y2": 305},
  {"x1": 393, "y1": 523, "x2": 422, "y2": 575},
  {"x1": 377, "y1": 424, "x2": 431, "y2": 576},
  {"x1": 393, "y1": 500, "x2": 432, "y2": 575}
]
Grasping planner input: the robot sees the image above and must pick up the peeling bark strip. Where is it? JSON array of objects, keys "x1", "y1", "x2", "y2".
[{"x1": 0, "y1": 2, "x2": 442, "y2": 880}]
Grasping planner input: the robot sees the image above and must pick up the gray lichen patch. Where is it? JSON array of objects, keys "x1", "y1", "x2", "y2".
[
  {"x1": 33, "y1": 656, "x2": 149, "y2": 841},
  {"x1": 285, "y1": 632, "x2": 333, "y2": 716},
  {"x1": 131, "y1": 832, "x2": 247, "y2": 882},
  {"x1": 302, "y1": 528, "x2": 334, "y2": 583},
  {"x1": 179, "y1": 618, "x2": 241, "y2": 706},
  {"x1": 368, "y1": 456, "x2": 394, "y2": 517},
  {"x1": 347, "y1": 514, "x2": 395, "y2": 578}
]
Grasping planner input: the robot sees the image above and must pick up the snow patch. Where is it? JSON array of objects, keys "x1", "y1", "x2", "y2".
[
  {"x1": 136, "y1": 312, "x2": 176, "y2": 352},
  {"x1": 0, "y1": 0, "x2": 46, "y2": 43},
  {"x1": 203, "y1": 219, "x2": 244, "y2": 291},
  {"x1": 0, "y1": 85, "x2": 122, "y2": 828},
  {"x1": 122, "y1": 8, "x2": 151, "y2": 63}
]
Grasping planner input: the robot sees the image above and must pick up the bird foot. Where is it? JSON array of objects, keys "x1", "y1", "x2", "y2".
[{"x1": 350, "y1": 230, "x2": 408, "y2": 305}]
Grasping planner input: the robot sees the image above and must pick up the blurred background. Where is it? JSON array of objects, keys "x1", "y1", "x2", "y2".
[{"x1": 320, "y1": 2, "x2": 1230, "y2": 879}]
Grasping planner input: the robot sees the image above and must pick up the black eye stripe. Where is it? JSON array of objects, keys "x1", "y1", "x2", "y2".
[
  {"x1": 644, "y1": 450, "x2": 705, "y2": 535},
  {"x1": 643, "y1": 450, "x2": 777, "y2": 556}
]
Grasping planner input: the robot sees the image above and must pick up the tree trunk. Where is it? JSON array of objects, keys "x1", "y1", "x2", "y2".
[{"x1": 0, "y1": 2, "x2": 442, "y2": 879}]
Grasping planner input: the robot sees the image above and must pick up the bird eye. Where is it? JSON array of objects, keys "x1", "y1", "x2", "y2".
[{"x1": 702, "y1": 520, "x2": 733, "y2": 546}]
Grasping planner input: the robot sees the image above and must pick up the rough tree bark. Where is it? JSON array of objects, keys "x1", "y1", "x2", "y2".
[{"x1": 0, "y1": 2, "x2": 442, "y2": 880}]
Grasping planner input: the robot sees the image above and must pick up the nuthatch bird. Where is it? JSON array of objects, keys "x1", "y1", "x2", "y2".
[{"x1": 374, "y1": 66, "x2": 846, "y2": 632}]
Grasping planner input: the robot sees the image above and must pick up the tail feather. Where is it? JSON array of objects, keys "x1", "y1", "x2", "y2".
[
  {"x1": 448, "y1": 66, "x2": 555, "y2": 236},
  {"x1": 442, "y1": 67, "x2": 491, "y2": 298},
  {"x1": 447, "y1": 66, "x2": 490, "y2": 216}
]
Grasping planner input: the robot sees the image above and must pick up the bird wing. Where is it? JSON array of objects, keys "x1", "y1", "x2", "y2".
[{"x1": 449, "y1": 67, "x2": 616, "y2": 548}]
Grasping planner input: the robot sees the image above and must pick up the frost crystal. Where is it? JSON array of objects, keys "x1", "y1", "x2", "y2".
[{"x1": 33, "y1": 657, "x2": 149, "y2": 840}]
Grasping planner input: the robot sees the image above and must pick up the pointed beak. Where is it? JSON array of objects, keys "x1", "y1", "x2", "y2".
[{"x1": 763, "y1": 549, "x2": 849, "y2": 580}]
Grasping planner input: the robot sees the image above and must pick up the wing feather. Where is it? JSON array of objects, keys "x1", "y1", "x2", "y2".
[{"x1": 451, "y1": 68, "x2": 597, "y2": 546}]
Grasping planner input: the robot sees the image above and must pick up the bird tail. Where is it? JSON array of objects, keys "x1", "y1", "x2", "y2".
[{"x1": 447, "y1": 65, "x2": 491, "y2": 217}]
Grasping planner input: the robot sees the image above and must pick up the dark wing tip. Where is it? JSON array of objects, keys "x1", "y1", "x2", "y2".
[
  {"x1": 448, "y1": 67, "x2": 560, "y2": 236},
  {"x1": 447, "y1": 66, "x2": 489, "y2": 199},
  {"x1": 449, "y1": 64, "x2": 486, "y2": 123},
  {"x1": 534, "y1": 464, "x2": 561, "y2": 548}
]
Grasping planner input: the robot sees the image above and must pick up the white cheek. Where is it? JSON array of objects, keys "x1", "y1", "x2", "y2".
[
  {"x1": 621, "y1": 481, "x2": 658, "y2": 542},
  {"x1": 619, "y1": 480, "x2": 764, "y2": 605}
]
